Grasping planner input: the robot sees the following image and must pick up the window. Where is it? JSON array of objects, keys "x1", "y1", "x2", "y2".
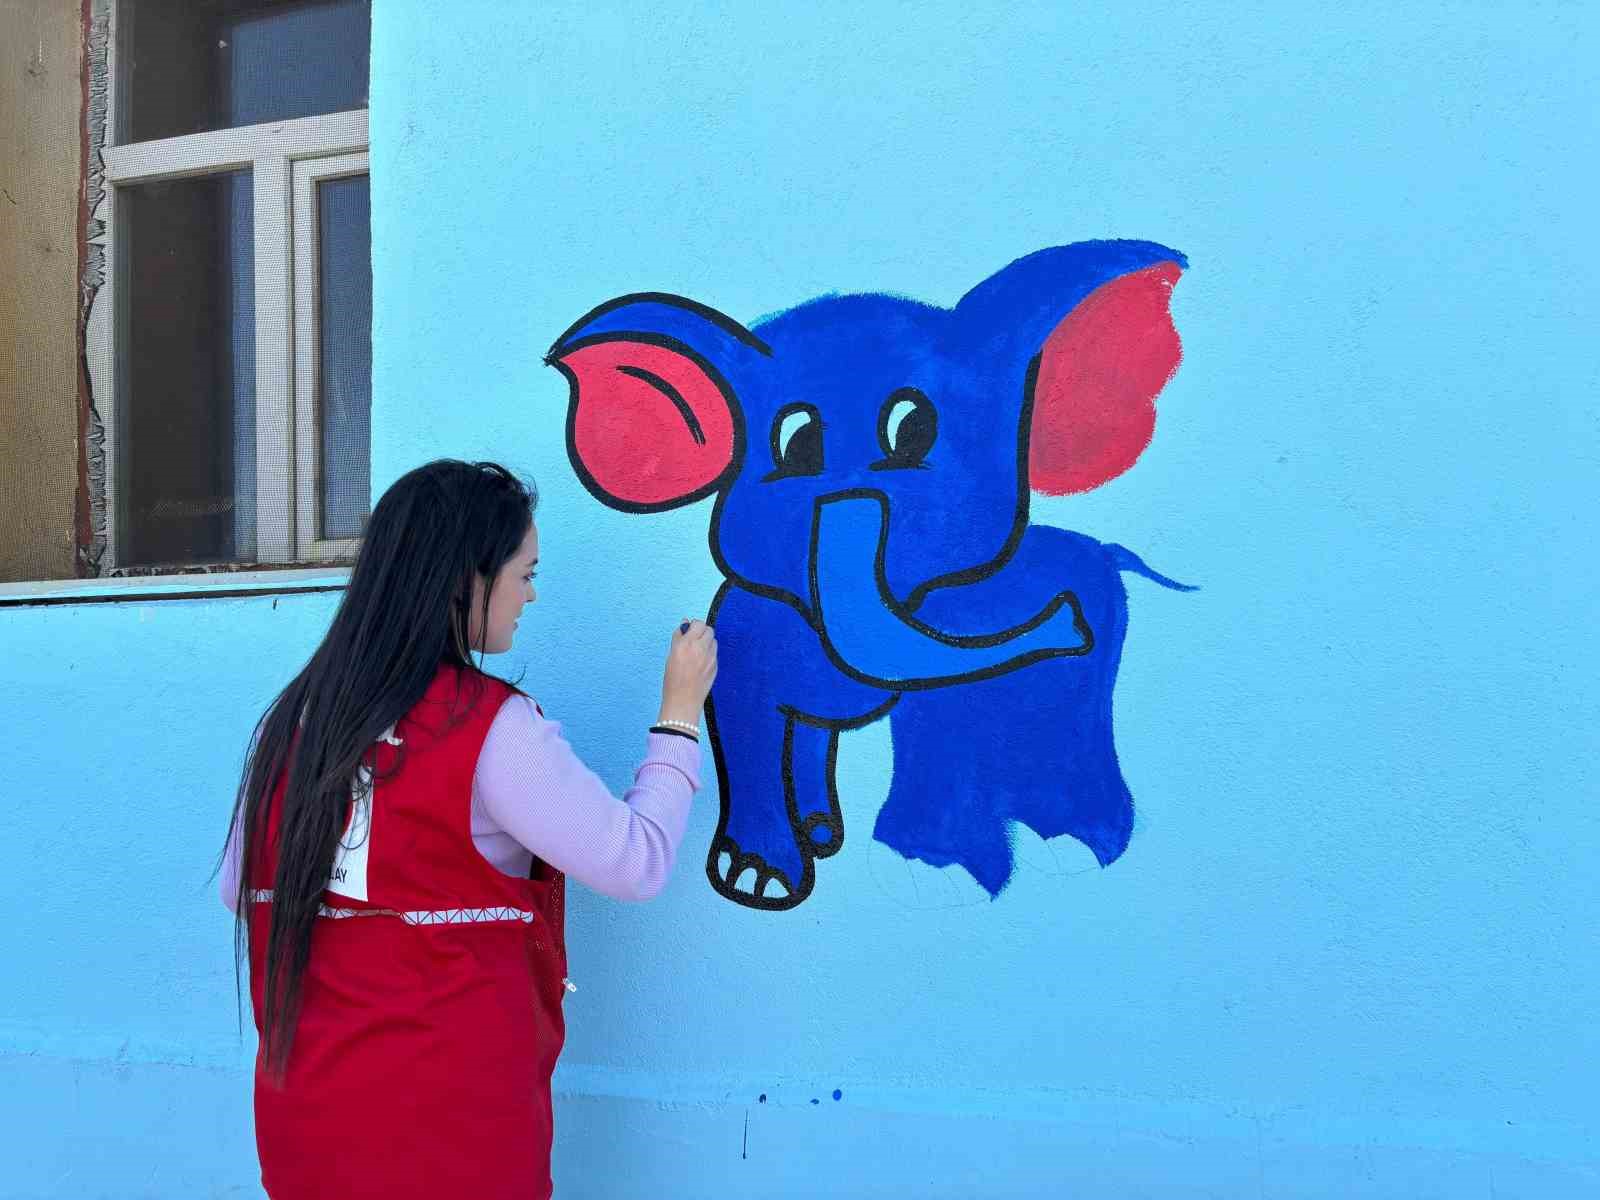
[{"x1": 97, "y1": 0, "x2": 372, "y2": 571}]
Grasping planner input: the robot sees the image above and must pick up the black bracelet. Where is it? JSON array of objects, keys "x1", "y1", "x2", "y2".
[{"x1": 650, "y1": 725, "x2": 700, "y2": 743}]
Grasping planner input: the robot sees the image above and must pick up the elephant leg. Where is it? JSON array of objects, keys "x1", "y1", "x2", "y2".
[
  {"x1": 706, "y1": 692, "x2": 804, "y2": 906},
  {"x1": 705, "y1": 583, "x2": 892, "y2": 909},
  {"x1": 874, "y1": 526, "x2": 1137, "y2": 892},
  {"x1": 999, "y1": 656, "x2": 1133, "y2": 863},
  {"x1": 875, "y1": 688, "x2": 1014, "y2": 895},
  {"x1": 786, "y1": 719, "x2": 843, "y2": 859},
  {"x1": 875, "y1": 655, "x2": 1133, "y2": 897}
]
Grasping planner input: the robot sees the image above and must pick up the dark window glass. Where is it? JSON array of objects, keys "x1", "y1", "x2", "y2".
[
  {"x1": 317, "y1": 173, "x2": 371, "y2": 540},
  {"x1": 119, "y1": 170, "x2": 256, "y2": 567},
  {"x1": 121, "y1": 0, "x2": 370, "y2": 144}
]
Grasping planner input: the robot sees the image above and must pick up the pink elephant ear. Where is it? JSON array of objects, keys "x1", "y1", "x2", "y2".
[
  {"x1": 550, "y1": 338, "x2": 739, "y2": 512},
  {"x1": 1029, "y1": 261, "x2": 1184, "y2": 496}
]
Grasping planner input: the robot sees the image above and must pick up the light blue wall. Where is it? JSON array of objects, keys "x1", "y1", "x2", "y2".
[{"x1": 4, "y1": 1, "x2": 1597, "y2": 1196}]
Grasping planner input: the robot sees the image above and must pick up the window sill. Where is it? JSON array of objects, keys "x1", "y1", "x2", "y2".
[{"x1": 0, "y1": 567, "x2": 351, "y2": 608}]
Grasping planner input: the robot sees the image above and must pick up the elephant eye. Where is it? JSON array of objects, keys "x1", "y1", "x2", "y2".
[
  {"x1": 766, "y1": 404, "x2": 823, "y2": 479},
  {"x1": 873, "y1": 388, "x2": 937, "y2": 470}
]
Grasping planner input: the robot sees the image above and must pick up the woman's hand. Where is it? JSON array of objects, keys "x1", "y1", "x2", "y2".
[{"x1": 658, "y1": 619, "x2": 718, "y2": 726}]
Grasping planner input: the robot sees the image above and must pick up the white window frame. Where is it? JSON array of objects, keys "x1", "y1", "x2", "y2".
[
  {"x1": 293, "y1": 151, "x2": 370, "y2": 561},
  {"x1": 95, "y1": 0, "x2": 370, "y2": 570}
]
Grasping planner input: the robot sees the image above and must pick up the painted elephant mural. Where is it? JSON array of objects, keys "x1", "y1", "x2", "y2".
[{"x1": 547, "y1": 240, "x2": 1193, "y2": 910}]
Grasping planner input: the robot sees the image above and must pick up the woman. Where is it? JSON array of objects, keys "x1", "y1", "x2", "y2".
[{"x1": 219, "y1": 459, "x2": 716, "y2": 1198}]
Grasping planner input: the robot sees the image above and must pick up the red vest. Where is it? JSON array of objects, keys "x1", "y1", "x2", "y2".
[{"x1": 248, "y1": 666, "x2": 567, "y2": 1200}]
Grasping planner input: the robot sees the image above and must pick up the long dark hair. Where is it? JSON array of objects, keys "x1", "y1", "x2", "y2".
[{"x1": 227, "y1": 459, "x2": 537, "y2": 1076}]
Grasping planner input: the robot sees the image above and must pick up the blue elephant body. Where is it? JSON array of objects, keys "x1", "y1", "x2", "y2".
[
  {"x1": 549, "y1": 240, "x2": 1193, "y2": 909},
  {"x1": 706, "y1": 523, "x2": 1189, "y2": 904}
]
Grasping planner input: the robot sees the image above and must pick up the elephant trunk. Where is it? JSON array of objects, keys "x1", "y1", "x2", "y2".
[{"x1": 808, "y1": 491, "x2": 1092, "y2": 690}]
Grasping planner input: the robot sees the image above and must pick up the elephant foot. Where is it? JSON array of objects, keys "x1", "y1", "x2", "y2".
[
  {"x1": 1008, "y1": 820, "x2": 1107, "y2": 878},
  {"x1": 799, "y1": 812, "x2": 843, "y2": 859},
  {"x1": 706, "y1": 835, "x2": 814, "y2": 910},
  {"x1": 865, "y1": 837, "x2": 990, "y2": 910}
]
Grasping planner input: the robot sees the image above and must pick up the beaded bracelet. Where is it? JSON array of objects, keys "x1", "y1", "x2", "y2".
[{"x1": 655, "y1": 719, "x2": 701, "y2": 739}]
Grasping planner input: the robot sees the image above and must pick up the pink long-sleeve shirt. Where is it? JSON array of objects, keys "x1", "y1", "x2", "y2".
[{"x1": 220, "y1": 695, "x2": 701, "y2": 910}]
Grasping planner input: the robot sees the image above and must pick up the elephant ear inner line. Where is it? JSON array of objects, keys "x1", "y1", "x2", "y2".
[{"x1": 615, "y1": 364, "x2": 707, "y2": 446}]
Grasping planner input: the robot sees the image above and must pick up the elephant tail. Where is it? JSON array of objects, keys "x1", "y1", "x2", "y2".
[{"x1": 1106, "y1": 544, "x2": 1198, "y2": 592}]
